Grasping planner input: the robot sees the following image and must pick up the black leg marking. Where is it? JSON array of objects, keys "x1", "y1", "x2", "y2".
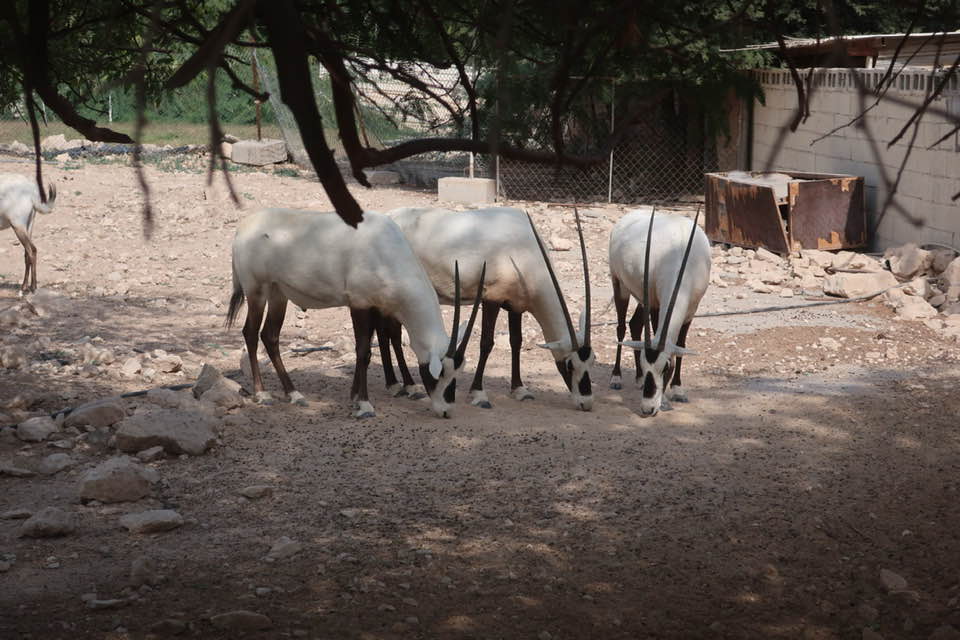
[
  {"x1": 611, "y1": 277, "x2": 629, "y2": 388},
  {"x1": 469, "y1": 301, "x2": 500, "y2": 408},
  {"x1": 242, "y1": 294, "x2": 267, "y2": 397},
  {"x1": 350, "y1": 307, "x2": 377, "y2": 418},
  {"x1": 508, "y1": 309, "x2": 526, "y2": 393},
  {"x1": 260, "y1": 291, "x2": 296, "y2": 395},
  {"x1": 376, "y1": 316, "x2": 400, "y2": 391},
  {"x1": 671, "y1": 321, "x2": 691, "y2": 399}
]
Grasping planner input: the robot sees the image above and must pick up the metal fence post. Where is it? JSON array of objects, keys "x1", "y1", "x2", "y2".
[{"x1": 608, "y1": 80, "x2": 615, "y2": 203}]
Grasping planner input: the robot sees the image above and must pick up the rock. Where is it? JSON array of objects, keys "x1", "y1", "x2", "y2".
[
  {"x1": 1, "y1": 509, "x2": 33, "y2": 520},
  {"x1": 896, "y1": 296, "x2": 938, "y2": 320},
  {"x1": 145, "y1": 388, "x2": 182, "y2": 408},
  {"x1": 759, "y1": 270, "x2": 786, "y2": 285},
  {"x1": 831, "y1": 251, "x2": 883, "y2": 272},
  {"x1": 903, "y1": 277, "x2": 931, "y2": 297},
  {"x1": 818, "y1": 337, "x2": 841, "y2": 350},
  {"x1": 119, "y1": 509, "x2": 184, "y2": 534},
  {"x1": 780, "y1": 288, "x2": 794, "y2": 298},
  {"x1": 64, "y1": 400, "x2": 126, "y2": 429},
  {"x1": 880, "y1": 568, "x2": 908, "y2": 592},
  {"x1": 87, "y1": 598, "x2": 127, "y2": 610},
  {"x1": 746, "y1": 279, "x2": 773, "y2": 294},
  {"x1": 130, "y1": 555, "x2": 162, "y2": 587},
  {"x1": 17, "y1": 416, "x2": 58, "y2": 442},
  {"x1": 120, "y1": 357, "x2": 142, "y2": 377},
  {"x1": 754, "y1": 247, "x2": 782, "y2": 264},
  {"x1": 0, "y1": 344, "x2": 29, "y2": 369},
  {"x1": 0, "y1": 461, "x2": 35, "y2": 477},
  {"x1": 929, "y1": 293, "x2": 946, "y2": 307},
  {"x1": 364, "y1": 170, "x2": 401, "y2": 185},
  {"x1": 210, "y1": 610, "x2": 273, "y2": 631},
  {"x1": 548, "y1": 235, "x2": 573, "y2": 252},
  {"x1": 200, "y1": 377, "x2": 243, "y2": 410},
  {"x1": 265, "y1": 536, "x2": 303, "y2": 562},
  {"x1": 193, "y1": 363, "x2": 224, "y2": 398},
  {"x1": 726, "y1": 255, "x2": 747, "y2": 265},
  {"x1": 239, "y1": 485, "x2": 274, "y2": 500},
  {"x1": 41, "y1": 134, "x2": 70, "y2": 151},
  {"x1": 136, "y1": 446, "x2": 166, "y2": 463},
  {"x1": 18, "y1": 507, "x2": 77, "y2": 538},
  {"x1": 823, "y1": 271, "x2": 897, "y2": 298},
  {"x1": 930, "y1": 249, "x2": 957, "y2": 274},
  {"x1": 801, "y1": 249, "x2": 835, "y2": 268},
  {"x1": 230, "y1": 138, "x2": 287, "y2": 166},
  {"x1": 154, "y1": 354, "x2": 182, "y2": 373},
  {"x1": 944, "y1": 257, "x2": 960, "y2": 301},
  {"x1": 79, "y1": 456, "x2": 158, "y2": 503},
  {"x1": 149, "y1": 619, "x2": 187, "y2": 635},
  {"x1": 115, "y1": 409, "x2": 218, "y2": 456},
  {"x1": 220, "y1": 141, "x2": 234, "y2": 159},
  {"x1": 38, "y1": 453, "x2": 74, "y2": 475},
  {"x1": 885, "y1": 243, "x2": 932, "y2": 279}
]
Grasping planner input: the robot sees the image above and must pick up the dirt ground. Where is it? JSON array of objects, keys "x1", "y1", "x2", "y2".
[{"x1": 1, "y1": 156, "x2": 959, "y2": 640}]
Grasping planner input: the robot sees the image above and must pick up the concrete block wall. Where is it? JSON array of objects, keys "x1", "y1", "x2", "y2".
[{"x1": 751, "y1": 67, "x2": 960, "y2": 250}]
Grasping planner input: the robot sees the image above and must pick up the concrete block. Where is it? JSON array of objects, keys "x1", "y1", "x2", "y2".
[
  {"x1": 364, "y1": 170, "x2": 401, "y2": 185},
  {"x1": 438, "y1": 177, "x2": 496, "y2": 204},
  {"x1": 231, "y1": 139, "x2": 287, "y2": 166}
]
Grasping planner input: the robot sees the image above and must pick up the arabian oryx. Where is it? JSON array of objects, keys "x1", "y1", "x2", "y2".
[
  {"x1": 0, "y1": 174, "x2": 56, "y2": 295},
  {"x1": 609, "y1": 206, "x2": 710, "y2": 417},
  {"x1": 226, "y1": 209, "x2": 484, "y2": 419},
  {"x1": 383, "y1": 206, "x2": 595, "y2": 411}
]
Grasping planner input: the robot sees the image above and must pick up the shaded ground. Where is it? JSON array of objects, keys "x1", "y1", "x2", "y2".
[{"x1": 1, "y1": 157, "x2": 959, "y2": 639}]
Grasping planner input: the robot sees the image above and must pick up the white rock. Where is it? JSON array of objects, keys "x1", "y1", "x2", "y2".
[
  {"x1": 144, "y1": 388, "x2": 182, "y2": 408},
  {"x1": 759, "y1": 270, "x2": 786, "y2": 285},
  {"x1": 265, "y1": 536, "x2": 303, "y2": 562},
  {"x1": 548, "y1": 235, "x2": 573, "y2": 251},
  {"x1": 780, "y1": 288, "x2": 794, "y2": 298},
  {"x1": 754, "y1": 247, "x2": 782, "y2": 264},
  {"x1": 193, "y1": 363, "x2": 225, "y2": 398},
  {"x1": 929, "y1": 293, "x2": 946, "y2": 307},
  {"x1": 136, "y1": 446, "x2": 166, "y2": 463},
  {"x1": 120, "y1": 357, "x2": 142, "y2": 377},
  {"x1": 801, "y1": 249, "x2": 835, "y2": 268},
  {"x1": 903, "y1": 277, "x2": 930, "y2": 298},
  {"x1": 200, "y1": 377, "x2": 243, "y2": 409},
  {"x1": 884, "y1": 243, "x2": 932, "y2": 279},
  {"x1": 79, "y1": 456, "x2": 158, "y2": 503},
  {"x1": 746, "y1": 279, "x2": 773, "y2": 294},
  {"x1": 830, "y1": 251, "x2": 883, "y2": 272},
  {"x1": 822, "y1": 271, "x2": 897, "y2": 298},
  {"x1": 930, "y1": 249, "x2": 957, "y2": 274},
  {"x1": 818, "y1": 337, "x2": 841, "y2": 350},
  {"x1": 154, "y1": 354, "x2": 182, "y2": 373},
  {"x1": 119, "y1": 509, "x2": 184, "y2": 534},
  {"x1": 943, "y1": 257, "x2": 960, "y2": 300},
  {"x1": 115, "y1": 409, "x2": 218, "y2": 456},
  {"x1": 210, "y1": 610, "x2": 273, "y2": 630},
  {"x1": 64, "y1": 400, "x2": 126, "y2": 429},
  {"x1": 880, "y1": 568, "x2": 908, "y2": 592},
  {"x1": 18, "y1": 507, "x2": 77, "y2": 538},
  {"x1": 0, "y1": 345, "x2": 29, "y2": 369},
  {"x1": 239, "y1": 485, "x2": 274, "y2": 500},
  {"x1": 38, "y1": 453, "x2": 74, "y2": 475},
  {"x1": 896, "y1": 296, "x2": 938, "y2": 320},
  {"x1": 17, "y1": 416, "x2": 58, "y2": 442}
]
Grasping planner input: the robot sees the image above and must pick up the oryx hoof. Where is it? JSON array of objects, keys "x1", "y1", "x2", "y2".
[
  {"x1": 609, "y1": 375, "x2": 623, "y2": 390},
  {"x1": 288, "y1": 391, "x2": 309, "y2": 407},
  {"x1": 405, "y1": 385, "x2": 427, "y2": 400},
  {"x1": 659, "y1": 398, "x2": 674, "y2": 412},
  {"x1": 668, "y1": 386, "x2": 689, "y2": 403},
  {"x1": 254, "y1": 391, "x2": 276, "y2": 405},
  {"x1": 387, "y1": 383, "x2": 408, "y2": 398},
  {"x1": 470, "y1": 390, "x2": 493, "y2": 409},
  {"x1": 353, "y1": 401, "x2": 376, "y2": 419},
  {"x1": 511, "y1": 387, "x2": 535, "y2": 401}
]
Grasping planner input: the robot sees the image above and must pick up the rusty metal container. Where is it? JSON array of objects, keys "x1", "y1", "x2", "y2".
[{"x1": 704, "y1": 170, "x2": 865, "y2": 255}]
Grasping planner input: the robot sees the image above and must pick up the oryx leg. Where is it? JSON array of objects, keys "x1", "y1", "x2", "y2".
[
  {"x1": 610, "y1": 277, "x2": 630, "y2": 389},
  {"x1": 376, "y1": 317, "x2": 404, "y2": 397},
  {"x1": 241, "y1": 291, "x2": 273, "y2": 405},
  {"x1": 668, "y1": 321, "x2": 691, "y2": 403},
  {"x1": 11, "y1": 224, "x2": 37, "y2": 295},
  {"x1": 260, "y1": 291, "x2": 307, "y2": 406},
  {"x1": 350, "y1": 307, "x2": 377, "y2": 419},
  {"x1": 469, "y1": 301, "x2": 501, "y2": 408},
  {"x1": 386, "y1": 317, "x2": 425, "y2": 400},
  {"x1": 508, "y1": 309, "x2": 534, "y2": 401},
  {"x1": 628, "y1": 304, "x2": 653, "y2": 382}
]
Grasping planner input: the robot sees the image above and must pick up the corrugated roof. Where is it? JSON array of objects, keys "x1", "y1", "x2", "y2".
[{"x1": 721, "y1": 30, "x2": 960, "y2": 53}]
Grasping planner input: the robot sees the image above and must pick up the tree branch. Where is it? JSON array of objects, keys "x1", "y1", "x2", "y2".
[{"x1": 165, "y1": 0, "x2": 258, "y2": 89}]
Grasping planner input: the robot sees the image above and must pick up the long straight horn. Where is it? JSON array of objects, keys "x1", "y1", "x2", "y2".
[
  {"x1": 526, "y1": 212, "x2": 578, "y2": 351},
  {"x1": 456, "y1": 262, "x2": 487, "y2": 360},
  {"x1": 657, "y1": 205, "x2": 701, "y2": 352},
  {"x1": 446, "y1": 260, "x2": 462, "y2": 358},
  {"x1": 642, "y1": 206, "x2": 656, "y2": 350},
  {"x1": 574, "y1": 208, "x2": 590, "y2": 348}
]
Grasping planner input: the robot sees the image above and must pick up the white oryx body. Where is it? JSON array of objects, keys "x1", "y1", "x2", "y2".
[
  {"x1": 387, "y1": 206, "x2": 595, "y2": 411},
  {"x1": 609, "y1": 207, "x2": 711, "y2": 416},
  {"x1": 228, "y1": 208, "x2": 481, "y2": 418},
  {"x1": 0, "y1": 174, "x2": 56, "y2": 294}
]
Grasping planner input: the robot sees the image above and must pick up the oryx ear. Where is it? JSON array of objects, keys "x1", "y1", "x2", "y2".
[
  {"x1": 538, "y1": 341, "x2": 564, "y2": 350},
  {"x1": 429, "y1": 353, "x2": 443, "y2": 378},
  {"x1": 619, "y1": 340, "x2": 645, "y2": 349}
]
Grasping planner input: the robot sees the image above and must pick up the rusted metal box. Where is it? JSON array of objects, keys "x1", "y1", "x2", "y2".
[{"x1": 704, "y1": 170, "x2": 865, "y2": 255}]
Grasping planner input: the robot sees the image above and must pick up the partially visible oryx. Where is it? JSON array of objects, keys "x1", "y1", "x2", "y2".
[
  {"x1": 383, "y1": 206, "x2": 595, "y2": 411},
  {"x1": 226, "y1": 208, "x2": 484, "y2": 419},
  {"x1": 0, "y1": 174, "x2": 56, "y2": 295},
  {"x1": 609, "y1": 206, "x2": 710, "y2": 417}
]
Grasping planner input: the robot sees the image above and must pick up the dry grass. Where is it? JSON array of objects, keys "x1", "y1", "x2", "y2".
[{"x1": 0, "y1": 120, "x2": 286, "y2": 147}]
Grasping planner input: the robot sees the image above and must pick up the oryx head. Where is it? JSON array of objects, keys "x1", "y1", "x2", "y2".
[
  {"x1": 419, "y1": 261, "x2": 486, "y2": 418},
  {"x1": 527, "y1": 209, "x2": 595, "y2": 412},
  {"x1": 621, "y1": 206, "x2": 700, "y2": 417}
]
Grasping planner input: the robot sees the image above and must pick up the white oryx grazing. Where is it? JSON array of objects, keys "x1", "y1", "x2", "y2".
[
  {"x1": 383, "y1": 206, "x2": 595, "y2": 411},
  {"x1": 609, "y1": 206, "x2": 710, "y2": 417},
  {"x1": 226, "y1": 209, "x2": 484, "y2": 419},
  {"x1": 0, "y1": 174, "x2": 56, "y2": 295}
]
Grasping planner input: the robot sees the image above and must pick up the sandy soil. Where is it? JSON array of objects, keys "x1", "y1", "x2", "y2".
[{"x1": 1, "y1": 157, "x2": 959, "y2": 640}]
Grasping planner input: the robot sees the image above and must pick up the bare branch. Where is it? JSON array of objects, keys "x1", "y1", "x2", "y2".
[{"x1": 165, "y1": 0, "x2": 258, "y2": 89}]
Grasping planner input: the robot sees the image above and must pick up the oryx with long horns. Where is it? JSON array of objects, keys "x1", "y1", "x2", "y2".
[
  {"x1": 384, "y1": 206, "x2": 596, "y2": 411},
  {"x1": 608, "y1": 206, "x2": 711, "y2": 416},
  {"x1": 226, "y1": 208, "x2": 484, "y2": 419}
]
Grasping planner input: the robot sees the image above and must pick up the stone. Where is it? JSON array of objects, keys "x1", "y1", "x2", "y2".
[
  {"x1": 64, "y1": 400, "x2": 126, "y2": 429},
  {"x1": 149, "y1": 619, "x2": 187, "y2": 635},
  {"x1": 86, "y1": 599, "x2": 127, "y2": 610},
  {"x1": 822, "y1": 271, "x2": 897, "y2": 298},
  {"x1": 79, "y1": 456, "x2": 158, "y2": 503},
  {"x1": 818, "y1": 337, "x2": 841, "y2": 350},
  {"x1": 944, "y1": 257, "x2": 960, "y2": 301},
  {"x1": 754, "y1": 247, "x2": 782, "y2": 264},
  {"x1": 120, "y1": 357, "x2": 142, "y2": 377},
  {"x1": 38, "y1": 453, "x2": 74, "y2": 475},
  {"x1": 220, "y1": 141, "x2": 233, "y2": 159},
  {"x1": 265, "y1": 536, "x2": 303, "y2": 562},
  {"x1": 115, "y1": 409, "x2": 218, "y2": 456},
  {"x1": 240, "y1": 485, "x2": 274, "y2": 500},
  {"x1": 896, "y1": 296, "x2": 938, "y2": 320},
  {"x1": 726, "y1": 256, "x2": 747, "y2": 265},
  {"x1": 930, "y1": 249, "x2": 957, "y2": 274},
  {"x1": 230, "y1": 138, "x2": 287, "y2": 165},
  {"x1": 130, "y1": 555, "x2": 162, "y2": 587},
  {"x1": 193, "y1": 363, "x2": 224, "y2": 398},
  {"x1": 903, "y1": 277, "x2": 931, "y2": 298},
  {"x1": 136, "y1": 446, "x2": 166, "y2": 463},
  {"x1": 548, "y1": 235, "x2": 573, "y2": 251},
  {"x1": 119, "y1": 509, "x2": 184, "y2": 534},
  {"x1": 41, "y1": 134, "x2": 70, "y2": 151},
  {"x1": 759, "y1": 270, "x2": 786, "y2": 285},
  {"x1": 746, "y1": 279, "x2": 773, "y2": 294},
  {"x1": 154, "y1": 354, "x2": 182, "y2": 373},
  {"x1": 0, "y1": 345, "x2": 29, "y2": 369},
  {"x1": 144, "y1": 388, "x2": 182, "y2": 408},
  {"x1": 880, "y1": 568, "x2": 908, "y2": 592},
  {"x1": 18, "y1": 507, "x2": 76, "y2": 538},
  {"x1": 199, "y1": 377, "x2": 243, "y2": 410},
  {"x1": 437, "y1": 177, "x2": 496, "y2": 204},
  {"x1": 363, "y1": 170, "x2": 401, "y2": 185},
  {"x1": 930, "y1": 293, "x2": 947, "y2": 307},
  {"x1": 884, "y1": 243, "x2": 932, "y2": 279},
  {"x1": 801, "y1": 249, "x2": 836, "y2": 268},
  {"x1": 831, "y1": 251, "x2": 883, "y2": 272},
  {"x1": 1, "y1": 509, "x2": 33, "y2": 520},
  {"x1": 17, "y1": 415, "x2": 58, "y2": 442},
  {"x1": 210, "y1": 610, "x2": 273, "y2": 631},
  {"x1": 780, "y1": 288, "x2": 794, "y2": 298}
]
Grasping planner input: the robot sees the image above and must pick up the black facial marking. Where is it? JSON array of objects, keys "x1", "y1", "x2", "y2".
[
  {"x1": 418, "y1": 364, "x2": 438, "y2": 395},
  {"x1": 555, "y1": 360, "x2": 573, "y2": 390},
  {"x1": 577, "y1": 345, "x2": 592, "y2": 361},
  {"x1": 644, "y1": 347, "x2": 661, "y2": 364},
  {"x1": 454, "y1": 353, "x2": 465, "y2": 369},
  {"x1": 642, "y1": 371, "x2": 657, "y2": 398},
  {"x1": 578, "y1": 372, "x2": 592, "y2": 396},
  {"x1": 443, "y1": 378, "x2": 456, "y2": 403}
]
